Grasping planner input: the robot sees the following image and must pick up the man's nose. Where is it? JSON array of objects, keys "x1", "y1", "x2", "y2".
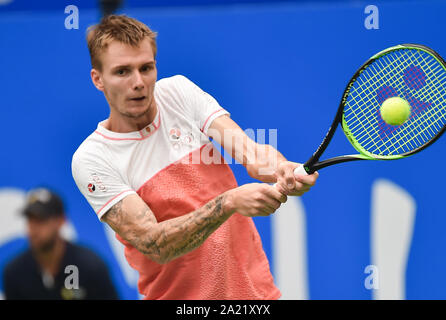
[{"x1": 132, "y1": 71, "x2": 145, "y2": 90}]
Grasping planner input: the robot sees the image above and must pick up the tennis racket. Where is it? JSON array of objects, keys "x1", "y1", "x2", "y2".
[{"x1": 293, "y1": 43, "x2": 446, "y2": 176}]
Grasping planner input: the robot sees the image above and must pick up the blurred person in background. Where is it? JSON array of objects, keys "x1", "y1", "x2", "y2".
[{"x1": 2, "y1": 188, "x2": 118, "y2": 300}]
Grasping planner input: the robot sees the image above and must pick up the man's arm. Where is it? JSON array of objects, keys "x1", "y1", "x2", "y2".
[
  {"x1": 103, "y1": 185, "x2": 286, "y2": 264},
  {"x1": 207, "y1": 115, "x2": 284, "y2": 182},
  {"x1": 208, "y1": 115, "x2": 318, "y2": 195},
  {"x1": 103, "y1": 193, "x2": 229, "y2": 264}
]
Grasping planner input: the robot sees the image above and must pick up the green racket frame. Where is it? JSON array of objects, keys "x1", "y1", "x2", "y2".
[{"x1": 301, "y1": 43, "x2": 446, "y2": 174}]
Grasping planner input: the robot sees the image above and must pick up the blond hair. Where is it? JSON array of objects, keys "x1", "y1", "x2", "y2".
[{"x1": 87, "y1": 15, "x2": 157, "y2": 70}]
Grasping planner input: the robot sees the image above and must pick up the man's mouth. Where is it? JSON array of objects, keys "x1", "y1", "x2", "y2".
[{"x1": 130, "y1": 96, "x2": 146, "y2": 101}]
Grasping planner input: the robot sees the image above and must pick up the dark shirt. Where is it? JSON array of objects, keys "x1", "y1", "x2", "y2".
[{"x1": 3, "y1": 241, "x2": 118, "y2": 300}]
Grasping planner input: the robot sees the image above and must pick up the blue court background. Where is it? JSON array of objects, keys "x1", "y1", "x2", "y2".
[{"x1": 1, "y1": 0, "x2": 446, "y2": 299}]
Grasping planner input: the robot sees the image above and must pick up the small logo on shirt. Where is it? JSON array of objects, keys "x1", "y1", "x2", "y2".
[
  {"x1": 169, "y1": 128, "x2": 181, "y2": 140},
  {"x1": 169, "y1": 127, "x2": 194, "y2": 150},
  {"x1": 87, "y1": 183, "x2": 95, "y2": 193},
  {"x1": 88, "y1": 173, "x2": 106, "y2": 192},
  {"x1": 183, "y1": 133, "x2": 194, "y2": 144}
]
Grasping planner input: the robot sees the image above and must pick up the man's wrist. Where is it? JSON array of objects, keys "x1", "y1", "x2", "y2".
[{"x1": 222, "y1": 190, "x2": 236, "y2": 215}]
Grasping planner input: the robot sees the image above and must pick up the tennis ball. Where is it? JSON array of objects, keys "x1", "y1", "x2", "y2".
[{"x1": 380, "y1": 97, "x2": 411, "y2": 126}]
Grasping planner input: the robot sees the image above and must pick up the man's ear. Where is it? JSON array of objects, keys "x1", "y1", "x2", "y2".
[
  {"x1": 56, "y1": 216, "x2": 66, "y2": 229},
  {"x1": 91, "y1": 68, "x2": 104, "y2": 91}
]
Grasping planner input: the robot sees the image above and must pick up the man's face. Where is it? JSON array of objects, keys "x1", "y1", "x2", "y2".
[
  {"x1": 92, "y1": 38, "x2": 157, "y2": 121},
  {"x1": 27, "y1": 216, "x2": 64, "y2": 253}
]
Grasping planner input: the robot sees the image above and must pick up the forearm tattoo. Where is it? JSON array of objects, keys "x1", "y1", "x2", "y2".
[
  {"x1": 155, "y1": 195, "x2": 227, "y2": 263},
  {"x1": 104, "y1": 194, "x2": 229, "y2": 264}
]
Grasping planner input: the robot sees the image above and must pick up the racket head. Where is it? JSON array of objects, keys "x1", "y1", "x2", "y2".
[{"x1": 340, "y1": 44, "x2": 446, "y2": 160}]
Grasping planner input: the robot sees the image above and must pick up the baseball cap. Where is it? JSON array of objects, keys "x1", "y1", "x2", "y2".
[{"x1": 23, "y1": 188, "x2": 65, "y2": 219}]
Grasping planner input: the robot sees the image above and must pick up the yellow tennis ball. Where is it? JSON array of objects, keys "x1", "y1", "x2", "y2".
[{"x1": 380, "y1": 97, "x2": 411, "y2": 126}]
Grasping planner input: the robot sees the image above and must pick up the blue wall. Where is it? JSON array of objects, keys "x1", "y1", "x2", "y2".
[{"x1": 1, "y1": 0, "x2": 446, "y2": 299}]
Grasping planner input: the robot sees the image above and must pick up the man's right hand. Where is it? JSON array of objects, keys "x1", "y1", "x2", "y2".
[{"x1": 223, "y1": 183, "x2": 287, "y2": 217}]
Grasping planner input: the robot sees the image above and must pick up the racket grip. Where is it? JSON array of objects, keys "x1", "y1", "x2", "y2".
[
  {"x1": 273, "y1": 164, "x2": 309, "y2": 188},
  {"x1": 294, "y1": 164, "x2": 309, "y2": 176}
]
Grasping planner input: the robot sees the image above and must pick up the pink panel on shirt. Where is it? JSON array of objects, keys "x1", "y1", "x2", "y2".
[{"x1": 116, "y1": 144, "x2": 280, "y2": 300}]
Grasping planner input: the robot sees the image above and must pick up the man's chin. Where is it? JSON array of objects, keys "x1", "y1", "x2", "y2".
[
  {"x1": 123, "y1": 105, "x2": 151, "y2": 119},
  {"x1": 31, "y1": 239, "x2": 56, "y2": 253}
]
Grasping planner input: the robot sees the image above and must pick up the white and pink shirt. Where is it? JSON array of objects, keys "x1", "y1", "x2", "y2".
[{"x1": 72, "y1": 75, "x2": 281, "y2": 300}]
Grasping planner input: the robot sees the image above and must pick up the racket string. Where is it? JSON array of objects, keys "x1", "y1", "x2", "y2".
[{"x1": 343, "y1": 47, "x2": 446, "y2": 157}]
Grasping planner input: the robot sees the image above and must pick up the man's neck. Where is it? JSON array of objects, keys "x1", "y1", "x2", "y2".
[
  {"x1": 106, "y1": 100, "x2": 158, "y2": 133},
  {"x1": 35, "y1": 237, "x2": 66, "y2": 277}
]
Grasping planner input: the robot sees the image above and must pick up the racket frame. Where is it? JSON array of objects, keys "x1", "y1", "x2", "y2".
[{"x1": 302, "y1": 43, "x2": 446, "y2": 174}]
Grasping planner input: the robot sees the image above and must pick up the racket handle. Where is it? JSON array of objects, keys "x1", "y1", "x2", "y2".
[
  {"x1": 294, "y1": 165, "x2": 309, "y2": 176},
  {"x1": 273, "y1": 164, "x2": 309, "y2": 188}
]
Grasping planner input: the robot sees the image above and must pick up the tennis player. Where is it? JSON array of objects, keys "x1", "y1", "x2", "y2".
[{"x1": 72, "y1": 15, "x2": 318, "y2": 300}]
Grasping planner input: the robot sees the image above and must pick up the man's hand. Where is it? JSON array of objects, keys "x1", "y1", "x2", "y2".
[
  {"x1": 223, "y1": 183, "x2": 288, "y2": 217},
  {"x1": 274, "y1": 161, "x2": 319, "y2": 196}
]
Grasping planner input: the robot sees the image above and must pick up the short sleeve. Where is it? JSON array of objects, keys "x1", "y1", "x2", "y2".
[
  {"x1": 172, "y1": 75, "x2": 230, "y2": 135},
  {"x1": 72, "y1": 147, "x2": 136, "y2": 220}
]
